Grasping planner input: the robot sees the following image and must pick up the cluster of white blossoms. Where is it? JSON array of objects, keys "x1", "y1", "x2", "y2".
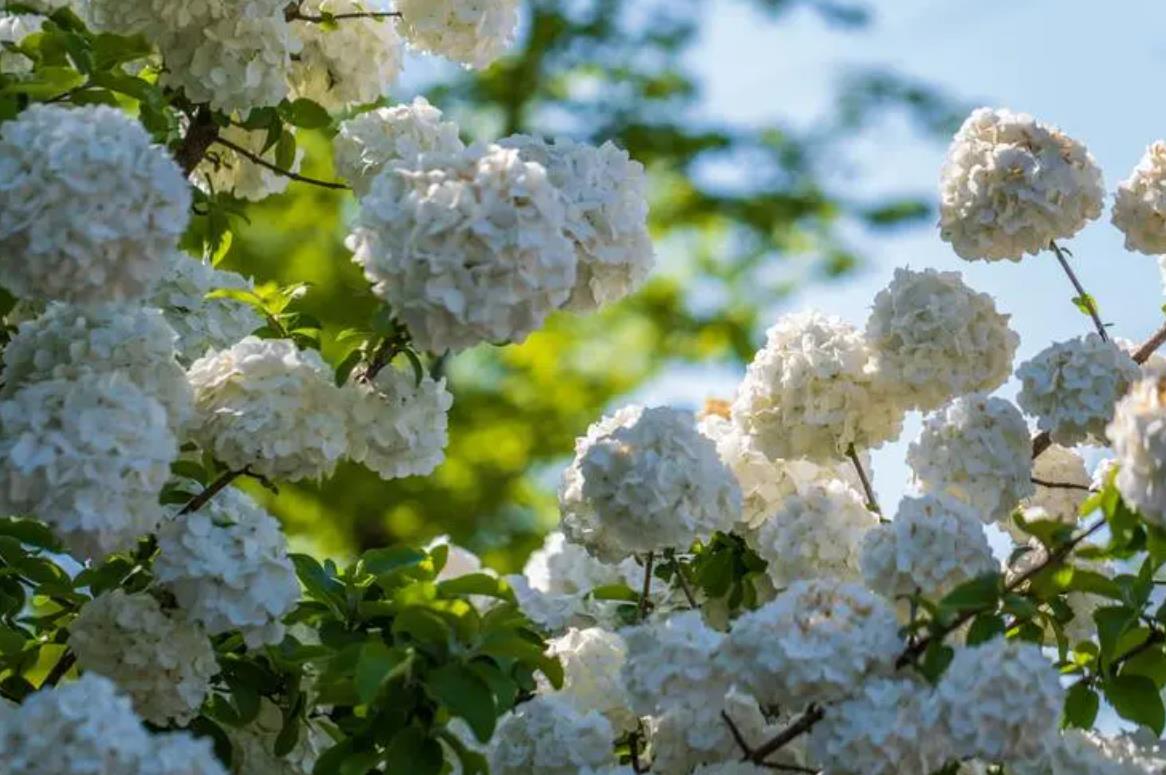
[
  {"x1": 0, "y1": 674, "x2": 226, "y2": 775},
  {"x1": 187, "y1": 336, "x2": 350, "y2": 480},
  {"x1": 333, "y1": 97, "x2": 466, "y2": 196},
  {"x1": 540, "y1": 627, "x2": 634, "y2": 732},
  {"x1": 488, "y1": 694, "x2": 618, "y2": 775},
  {"x1": 731, "y1": 311, "x2": 904, "y2": 462},
  {"x1": 0, "y1": 375, "x2": 175, "y2": 559},
  {"x1": 395, "y1": 0, "x2": 519, "y2": 68},
  {"x1": 1016, "y1": 730, "x2": 1166, "y2": 775},
  {"x1": 146, "y1": 254, "x2": 265, "y2": 365},
  {"x1": 860, "y1": 494, "x2": 996, "y2": 602},
  {"x1": 194, "y1": 125, "x2": 303, "y2": 203},
  {"x1": 1018, "y1": 443, "x2": 1090, "y2": 530},
  {"x1": 559, "y1": 405, "x2": 741, "y2": 563},
  {"x1": 1, "y1": 302, "x2": 194, "y2": 431},
  {"x1": 67, "y1": 590, "x2": 217, "y2": 726},
  {"x1": 345, "y1": 365, "x2": 454, "y2": 479},
  {"x1": 1113, "y1": 141, "x2": 1166, "y2": 255},
  {"x1": 154, "y1": 488, "x2": 300, "y2": 647},
  {"x1": 749, "y1": 480, "x2": 877, "y2": 586},
  {"x1": 1017, "y1": 333, "x2": 1140, "y2": 445},
  {"x1": 1108, "y1": 369, "x2": 1166, "y2": 527},
  {"x1": 908, "y1": 393, "x2": 1034, "y2": 524},
  {"x1": 938, "y1": 107, "x2": 1104, "y2": 261},
  {"x1": 719, "y1": 579, "x2": 901, "y2": 707},
  {"x1": 865, "y1": 267, "x2": 1019, "y2": 411},
  {"x1": 0, "y1": 105, "x2": 190, "y2": 304}
]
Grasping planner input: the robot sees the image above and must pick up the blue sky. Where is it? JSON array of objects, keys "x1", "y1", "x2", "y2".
[{"x1": 637, "y1": 0, "x2": 1166, "y2": 509}]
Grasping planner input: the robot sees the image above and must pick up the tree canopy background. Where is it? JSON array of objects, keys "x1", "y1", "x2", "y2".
[{"x1": 226, "y1": 0, "x2": 965, "y2": 570}]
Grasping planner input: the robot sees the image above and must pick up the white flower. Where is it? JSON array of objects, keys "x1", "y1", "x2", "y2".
[
  {"x1": 808, "y1": 678, "x2": 949, "y2": 775},
  {"x1": 731, "y1": 312, "x2": 905, "y2": 463},
  {"x1": 1017, "y1": 334, "x2": 1140, "y2": 446},
  {"x1": 907, "y1": 394, "x2": 1033, "y2": 524},
  {"x1": 0, "y1": 104, "x2": 190, "y2": 303},
  {"x1": 395, "y1": 0, "x2": 518, "y2": 68},
  {"x1": 1016, "y1": 730, "x2": 1166, "y2": 775},
  {"x1": 1112, "y1": 141, "x2": 1166, "y2": 255},
  {"x1": 1013, "y1": 444, "x2": 1090, "y2": 539},
  {"x1": 498, "y1": 135, "x2": 654, "y2": 312},
  {"x1": 349, "y1": 143, "x2": 575, "y2": 352},
  {"x1": 718, "y1": 579, "x2": 901, "y2": 707},
  {"x1": 488, "y1": 694, "x2": 617, "y2": 775},
  {"x1": 933, "y1": 639, "x2": 1064, "y2": 761},
  {"x1": 748, "y1": 479, "x2": 877, "y2": 586},
  {"x1": 288, "y1": 0, "x2": 402, "y2": 109},
  {"x1": 187, "y1": 337, "x2": 349, "y2": 481},
  {"x1": 559, "y1": 405, "x2": 741, "y2": 563},
  {"x1": 155, "y1": 488, "x2": 299, "y2": 648},
  {"x1": 344, "y1": 365, "x2": 453, "y2": 480},
  {"x1": 68, "y1": 590, "x2": 217, "y2": 726},
  {"x1": 1, "y1": 302, "x2": 194, "y2": 431},
  {"x1": 692, "y1": 764, "x2": 771, "y2": 775},
  {"x1": 0, "y1": 375, "x2": 176, "y2": 559},
  {"x1": 1108, "y1": 370, "x2": 1166, "y2": 527},
  {"x1": 860, "y1": 494, "x2": 996, "y2": 602},
  {"x1": 938, "y1": 107, "x2": 1104, "y2": 261},
  {"x1": 332, "y1": 97, "x2": 464, "y2": 196},
  {"x1": 227, "y1": 698, "x2": 332, "y2": 775},
  {"x1": 0, "y1": 13, "x2": 44, "y2": 73},
  {"x1": 0, "y1": 674, "x2": 154, "y2": 774},
  {"x1": 522, "y1": 531, "x2": 630, "y2": 595},
  {"x1": 426, "y1": 535, "x2": 483, "y2": 579},
  {"x1": 865, "y1": 267, "x2": 1019, "y2": 411},
  {"x1": 622, "y1": 610, "x2": 726, "y2": 714},
  {"x1": 540, "y1": 627, "x2": 634, "y2": 732},
  {"x1": 507, "y1": 573, "x2": 595, "y2": 634},
  {"x1": 194, "y1": 125, "x2": 302, "y2": 202},
  {"x1": 146, "y1": 254, "x2": 265, "y2": 365},
  {"x1": 698, "y1": 411, "x2": 869, "y2": 532},
  {"x1": 148, "y1": 732, "x2": 230, "y2": 775}
]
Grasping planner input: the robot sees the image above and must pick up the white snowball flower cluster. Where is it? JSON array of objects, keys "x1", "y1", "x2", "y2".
[
  {"x1": 67, "y1": 590, "x2": 217, "y2": 726},
  {"x1": 498, "y1": 135, "x2": 655, "y2": 312},
  {"x1": 719, "y1": 579, "x2": 901, "y2": 706},
  {"x1": 1016, "y1": 444, "x2": 1090, "y2": 536},
  {"x1": 488, "y1": 694, "x2": 617, "y2": 775},
  {"x1": 749, "y1": 479, "x2": 877, "y2": 586},
  {"x1": 146, "y1": 254, "x2": 264, "y2": 365},
  {"x1": 1107, "y1": 370, "x2": 1166, "y2": 527},
  {"x1": 0, "y1": 105, "x2": 190, "y2": 304},
  {"x1": 934, "y1": 639, "x2": 1064, "y2": 762},
  {"x1": 333, "y1": 97, "x2": 465, "y2": 196},
  {"x1": 1, "y1": 302, "x2": 194, "y2": 431},
  {"x1": 559, "y1": 405, "x2": 741, "y2": 563},
  {"x1": 507, "y1": 573, "x2": 595, "y2": 634},
  {"x1": 647, "y1": 686, "x2": 788, "y2": 774},
  {"x1": 1112, "y1": 141, "x2": 1166, "y2": 255},
  {"x1": 621, "y1": 611, "x2": 726, "y2": 714},
  {"x1": 860, "y1": 494, "x2": 996, "y2": 602},
  {"x1": 938, "y1": 107, "x2": 1104, "y2": 261},
  {"x1": 0, "y1": 13, "x2": 43, "y2": 73},
  {"x1": 227, "y1": 698, "x2": 332, "y2": 775},
  {"x1": 539, "y1": 627, "x2": 634, "y2": 731},
  {"x1": 908, "y1": 393, "x2": 1034, "y2": 524},
  {"x1": 0, "y1": 375, "x2": 176, "y2": 559},
  {"x1": 187, "y1": 336, "x2": 349, "y2": 480},
  {"x1": 808, "y1": 678, "x2": 948, "y2": 775},
  {"x1": 194, "y1": 125, "x2": 302, "y2": 202},
  {"x1": 349, "y1": 143, "x2": 576, "y2": 352},
  {"x1": 522, "y1": 531, "x2": 631, "y2": 596},
  {"x1": 1017, "y1": 334, "x2": 1140, "y2": 446},
  {"x1": 732, "y1": 312, "x2": 905, "y2": 463},
  {"x1": 1016, "y1": 730, "x2": 1166, "y2": 775},
  {"x1": 865, "y1": 267, "x2": 1019, "y2": 411},
  {"x1": 344, "y1": 365, "x2": 453, "y2": 480},
  {"x1": 289, "y1": 0, "x2": 402, "y2": 109},
  {"x1": 154, "y1": 488, "x2": 299, "y2": 648},
  {"x1": 149, "y1": 732, "x2": 231, "y2": 775},
  {"x1": 395, "y1": 0, "x2": 519, "y2": 69}
]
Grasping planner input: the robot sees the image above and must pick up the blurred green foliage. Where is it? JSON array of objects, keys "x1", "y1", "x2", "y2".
[{"x1": 226, "y1": 0, "x2": 965, "y2": 570}]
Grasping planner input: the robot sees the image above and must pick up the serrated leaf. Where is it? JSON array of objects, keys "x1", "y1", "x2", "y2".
[
  {"x1": 1104, "y1": 674, "x2": 1165, "y2": 734},
  {"x1": 1062, "y1": 680, "x2": 1099, "y2": 729}
]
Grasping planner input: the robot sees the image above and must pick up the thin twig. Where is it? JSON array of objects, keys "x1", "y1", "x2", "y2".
[
  {"x1": 638, "y1": 552, "x2": 655, "y2": 622},
  {"x1": 1031, "y1": 477, "x2": 1092, "y2": 492},
  {"x1": 178, "y1": 468, "x2": 246, "y2": 515},
  {"x1": 42, "y1": 651, "x2": 76, "y2": 688},
  {"x1": 175, "y1": 107, "x2": 220, "y2": 176},
  {"x1": 628, "y1": 723, "x2": 649, "y2": 773},
  {"x1": 213, "y1": 137, "x2": 350, "y2": 191},
  {"x1": 359, "y1": 335, "x2": 404, "y2": 384},
  {"x1": 287, "y1": 9, "x2": 400, "y2": 21},
  {"x1": 674, "y1": 565, "x2": 698, "y2": 608},
  {"x1": 1049, "y1": 240, "x2": 1107, "y2": 341},
  {"x1": 846, "y1": 444, "x2": 879, "y2": 514},
  {"x1": 746, "y1": 705, "x2": 824, "y2": 764}
]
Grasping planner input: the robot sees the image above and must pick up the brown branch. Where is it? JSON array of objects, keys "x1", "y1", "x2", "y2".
[
  {"x1": 175, "y1": 107, "x2": 220, "y2": 176},
  {"x1": 288, "y1": 9, "x2": 401, "y2": 21},
  {"x1": 638, "y1": 552, "x2": 654, "y2": 622},
  {"x1": 1049, "y1": 240, "x2": 1107, "y2": 341},
  {"x1": 674, "y1": 564, "x2": 698, "y2": 608},
  {"x1": 746, "y1": 705, "x2": 824, "y2": 764},
  {"x1": 213, "y1": 137, "x2": 350, "y2": 191},
  {"x1": 178, "y1": 468, "x2": 245, "y2": 515},
  {"x1": 42, "y1": 651, "x2": 76, "y2": 688},
  {"x1": 1031, "y1": 477, "x2": 1092, "y2": 492},
  {"x1": 846, "y1": 444, "x2": 879, "y2": 513}
]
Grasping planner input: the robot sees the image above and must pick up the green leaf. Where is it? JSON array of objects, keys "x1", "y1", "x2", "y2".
[
  {"x1": 275, "y1": 129, "x2": 296, "y2": 172},
  {"x1": 1071, "y1": 293, "x2": 1098, "y2": 316},
  {"x1": 589, "y1": 583, "x2": 639, "y2": 602},
  {"x1": 290, "y1": 554, "x2": 346, "y2": 617},
  {"x1": 362, "y1": 545, "x2": 427, "y2": 576},
  {"x1": 437, "y1": 573, "x2": 515, "y2": 602},
  {"x1": 938, "y1": 573, "x2": 1001, "y2": 613},
  {"x1": 0, "y1": 66, "x2": 84, "y2": 98},
  {"x1": 355, "y1": 640, "x2": 397, "y2": 704},
  {"x1": 965, "y1": 613, "x2": 1006, "y2": 646},
  {"x1": 424, "y1": 663, "x2": 496, "y2": 742},
  {"x1": 392, "y1": 607, "x2": 451, "y2": 648},
  {"x1": 1094, "y1": 605, "x2": 1137, "y2": 664},
  {"x1": 0, "y1": 623, "x2": 26, "y2": 655},
  {"x1": 439, "y1": 726, "x2": 488, "y2": 775},
  {"x1": 1121, "y1": 645, "x2": 1166, "y2": 687},
  {"x1": 1104, "y1": 674, "x2": 1166, "y2": 734},
  {"x1": 1062, "y1": 680, "x2": 1099, "y2": 729},
  {"x1": 333, "y1": 348, "x2": 365, "y2": 387},
  {"x1": 385, "y1": 727, "x2": 443, "y2": 775},
  {"x1": 279, "y1": 98, "x2": 332, "y2": 129},
  {"x1": 0, "y1": 518, "x2": 60, "y2": 551}
]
